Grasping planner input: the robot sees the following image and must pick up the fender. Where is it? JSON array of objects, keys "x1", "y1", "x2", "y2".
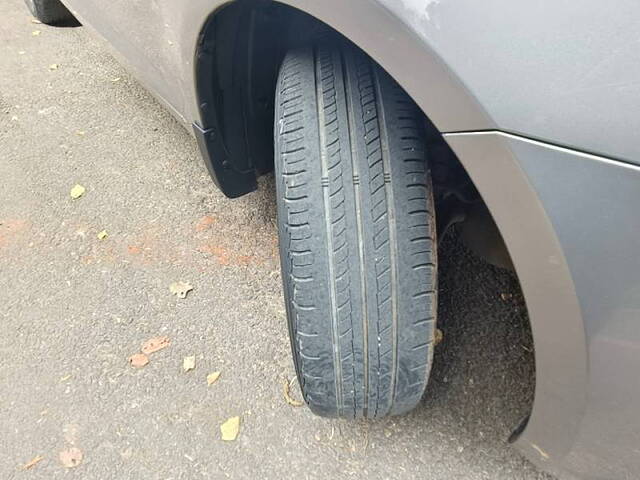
[
  {"x1": 191, "y1": 0, "x2": 493, "y2": 197},
  {"x1": 188, "y1": 0, "x2": 588, "y2": 470}
]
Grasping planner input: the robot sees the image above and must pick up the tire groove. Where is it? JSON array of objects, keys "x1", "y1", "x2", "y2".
[
  {"x1": 342, "y1": 48, "x2": 369, "y2": 417},
  {"x1": 373, "y1": 66, "x2": 399, "y2": 415},
  {"x1": 315, "y1": 46, "x2": 344, "y2": 417}
]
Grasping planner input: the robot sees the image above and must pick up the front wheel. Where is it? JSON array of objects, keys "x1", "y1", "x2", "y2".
[{"x1": 274, "y1": 41, "x2": 437, "y2": 418}]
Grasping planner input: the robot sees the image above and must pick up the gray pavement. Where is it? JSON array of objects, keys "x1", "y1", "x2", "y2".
[{"x1": 0, "y1": 1, "x2": 552, "y2": 478}]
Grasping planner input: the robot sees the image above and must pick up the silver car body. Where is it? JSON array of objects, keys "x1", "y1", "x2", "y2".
[{"x1": 57, "y1": 1, "x2": 640, "y2": 478}]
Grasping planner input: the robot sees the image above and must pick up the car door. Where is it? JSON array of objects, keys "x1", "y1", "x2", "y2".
[{"x1": 61, "y1": 0, "x2": 192, "y2": 123}]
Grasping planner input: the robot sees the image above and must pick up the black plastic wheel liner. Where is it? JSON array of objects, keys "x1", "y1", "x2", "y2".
[{"x1": 193, "y1": 2, "x2": 281, "y2": 198}]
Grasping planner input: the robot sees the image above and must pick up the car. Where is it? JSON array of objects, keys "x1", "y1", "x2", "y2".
[{"x1": 24, "y1": 0, "x2": 640, "y2": 478}]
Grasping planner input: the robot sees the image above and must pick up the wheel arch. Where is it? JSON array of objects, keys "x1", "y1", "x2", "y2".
[
  {"x1": 192, "y1": 0, "x2": 492, "y2": 197},
  {"x1": 192, "y1": 0, "x2": 588, "y2": 466},
  {"x1": 444, "y1": 132, "x2": 588, "y2": 470}
]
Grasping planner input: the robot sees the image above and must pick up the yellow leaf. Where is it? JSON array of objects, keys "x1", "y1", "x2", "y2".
[
  {"x1": 207, "y1": 371, "x2": 221, "y2": 386},
  {"x1": 97, "y1": 230, "x2": 108, "y2": 240},
  {"x1": 22, "y1": 455, "x2": 44, "y2": 470},
  {"x1": 49, "y1": 63, "x2": 59, "y2": 70},
  {"x1": 282, "y1": 377, "x2": 303, "y2": 407},
  {"x1": 183, "y1": 355, "x2": 196, "y2": 372},
  {"x1": 32, "y1": 30, "x2": 41, "y2": 36},
  {"x1": 434, "y1": 328, "x2": 444, "y2": 346},
  {"x1": 70, "y1": 184, "x2": 85, "y2": 199},
  {"x1": 220, "y1": 416, "x2": 240, "y2": 441},
  {"x1": 110, "y1": 77, "x2": 121, "y2": 83},
  {"x1": 76, "y1": 130, "x2": 85, "y2": 136},
  {"x1": 169, "y1": 281, "x2": 192, "y2": 299}
]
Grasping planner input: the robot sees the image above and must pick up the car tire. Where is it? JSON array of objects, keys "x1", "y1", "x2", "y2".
[
  {"x1": 24, "y1": 0, "x2": 75, "y2": 25},
  {"x1": 274, "y1": 41, "x2": 437, "y2": 418}
]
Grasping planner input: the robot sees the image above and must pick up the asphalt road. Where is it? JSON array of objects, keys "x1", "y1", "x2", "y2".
[{"x1": 0, "y1": 1, "x2": 552, "y2": 478}]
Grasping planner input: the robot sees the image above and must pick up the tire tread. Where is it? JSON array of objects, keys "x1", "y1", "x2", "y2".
[{"x1": 275, "y1": 41, "x2": 437, "y2": 418}]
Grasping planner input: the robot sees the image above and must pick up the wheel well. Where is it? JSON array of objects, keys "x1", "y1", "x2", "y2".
[
  {"x1": 195, "y1": 0, "x2": 511, "y2": 263},
  {"x1": 197, "y1": 0, "x2": 459, "y2": 192},
  {"x1": 194, "y1": 2, "x2": 308, "y2": 197},
  {"x1": 194, "y1": 0, "x2": 532, "y2": 437}
]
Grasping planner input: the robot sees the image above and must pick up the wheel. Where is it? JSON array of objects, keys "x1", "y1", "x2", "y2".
[
  {"x1": 274, "y1": 40, "x2": 437, "y2": 418},
  {"x1": 24, "y1": 0, "x2": 75, "y2": 25}
]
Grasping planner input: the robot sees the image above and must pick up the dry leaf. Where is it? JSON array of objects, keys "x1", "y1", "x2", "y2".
[
  {"x1": 18, "y1": 50, "x2": 26, "y2": 55},
  {"x1": 31, "y1": 18, "x2": 42, "y2": 24},
  {"x1": 70, "y1": 184, "x2": 85, "y2": 199},
  {"x1": 49, "y1": 63, "x2": 59, "y2": 70},
  {"x1": 32, "y1": 30, "x2": 41, "y2": 36},
  {"x1": 97, "y1": 230, "x2": 108, "y2": 240},
  {"x1": 206, "y1": 371, "x2": 221, "y2": 386},
  {"x1": 169, "y1": 281, "x2": 192, "y2": 299},
  {"x1": 22, "y1": 455, "x2": 43, "y2": 470},
  {"x1": 141, "y1": 336, "x2": 170, "y2": 355},
  {"x1": 183, "y1": 356, "x2": 195, "y2": 372},
  {"x1": 60, "y1": 374, "x2": 72, "y2": 382},
  {"x1": 59, "y1": 447, "x2": 83, "y2": 468},
  {"x1": 434, "y1": 328, "x2": 444, "y2": 346},
  {"x1": 282, "y1": 377, "x2": 303, "y2": 407},
  {"x1": 128, "y1": 353, "x2": 149, "y2": 368},
  {"x1": 76, "y1": 130, "x2": 85, "y2": 136},
  {"x1": 220, "y1": 416, "x2": 240, "y2": 441},
  {"x1": 110, "y1": 77, "x2": 121, "y2": 82}
]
